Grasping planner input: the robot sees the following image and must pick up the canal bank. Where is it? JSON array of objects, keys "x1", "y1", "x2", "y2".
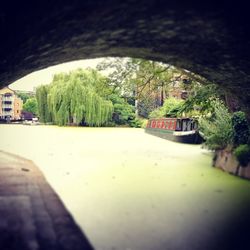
[
  {"x1": 0, "y1": 150, "x2": 93, "y2": 250},
  {"x1": 1, "y1": 125, "x2": 250, "y2": 250}
]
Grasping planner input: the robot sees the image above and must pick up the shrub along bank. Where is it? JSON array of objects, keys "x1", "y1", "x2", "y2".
[
  {"x1": 208, "y1": 110, "x2": 250, "y2": 178},
  {"x1": 148, "y1": 90, "x2": 250, "y2": 178}
]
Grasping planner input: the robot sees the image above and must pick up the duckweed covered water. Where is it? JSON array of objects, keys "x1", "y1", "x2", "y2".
[{"x1": 1, "y1": 125, "x2": 250, "y2": 250}]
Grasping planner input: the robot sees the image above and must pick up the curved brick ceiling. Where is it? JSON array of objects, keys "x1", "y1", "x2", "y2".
[{"x1": 0, "y1": 0, "x2": 249, "y2": 111}]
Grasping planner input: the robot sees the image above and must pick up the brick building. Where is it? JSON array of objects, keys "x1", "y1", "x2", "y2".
[
  {"x1": 0, "y1": 87, "x2": 23, "y2": 120},
  {"x1": 167, "y1": 74, "x2": 190, "y2": 100}
]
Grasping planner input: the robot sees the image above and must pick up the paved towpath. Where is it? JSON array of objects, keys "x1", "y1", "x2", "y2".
[{"x1": 0, "y1": 150, "x2": 93, "y2": 250}]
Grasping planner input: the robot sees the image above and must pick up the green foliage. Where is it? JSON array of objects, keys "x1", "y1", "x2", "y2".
[
  {"x1": 23, "y1": 98, "x2": 38, "y2": 115},
  {"x1": 46, "y1": 69, "x2": 113, "y2": 126},
  {"x1": 97, "y1": 57, "x2": 138, "y2": 96},
  {"x1": 129, "y1": 117, "x2": 148, "y2": 128},
  {"x1": 98, "y1": 58, "x2": 225, "y2": 119},
  {"x1": 17, "y1": 91, "x2": 34, "y2": 104},
  {"x1": 140, "y1": 119, "x2": 149, "y2": 128},
  {"x1": 149, "y1": 97, "x2": 184, "y2": 118},
  {"x1": 148, "y1": 107, "x2": 165, "y2": 119},
  {"x1": 199, "y1": 100, "x2": 233, "y2": 150},
  {"x1": 232, "y1": 111, "x2": 249, "y2": 146},
  {"x1": 133, "y1": 60, "x2": 181, "y2": 117},
  {"x1": 234, "y1": 144, "x2": 250, "y2": 167},
  {"x1": 128, "y1": 118, "x2": 142, "y2": 128},
  {"x1": 97, "y1": 57, "x2": 186, "y2": 117},
  {"x1": 36, "y1": 85, "x2": 52, "y2": 123},
  {"x1": 179, "y1": 84, "x2": 223, "y2": 116},
  {"x1": 163, "y1": 97, "x2": 184, "y2": 117},
  {"x1": 112, "y1": 103, "x2": 135, "y2": 125},
  {"x1": 108, "y1": 94, "x2": 135, "y2": 126}
]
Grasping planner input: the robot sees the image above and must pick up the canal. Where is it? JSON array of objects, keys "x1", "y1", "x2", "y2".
[{"x1": 1, "y1": 124, "x2": 250, "y2": 250}]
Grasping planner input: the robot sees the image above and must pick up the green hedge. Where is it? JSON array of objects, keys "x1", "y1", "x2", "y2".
[
  {"x1": 232, "y1": 111, "x2": 249, "y2": 146},
  {"x1": 234, "y1": 144, "x2": 250, "y2": 167}
]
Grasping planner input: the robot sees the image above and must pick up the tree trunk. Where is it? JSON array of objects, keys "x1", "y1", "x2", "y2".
[{"x1": 160, "y1": 82, "x2": 164, "y2": 106}]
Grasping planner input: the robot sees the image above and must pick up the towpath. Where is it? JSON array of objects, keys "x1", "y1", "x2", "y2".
[{"x1": 0, "y1": 150, "x2": 93, "y2": 250}]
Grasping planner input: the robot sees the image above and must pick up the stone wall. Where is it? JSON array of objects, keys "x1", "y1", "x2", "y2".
[{"x1": 213, "y1": 149, "x2": 250, "y2": 179}]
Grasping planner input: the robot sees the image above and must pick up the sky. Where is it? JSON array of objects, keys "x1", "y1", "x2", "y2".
[{"x1": 9, "y1": 58, "x2": 106, "y2": 92}]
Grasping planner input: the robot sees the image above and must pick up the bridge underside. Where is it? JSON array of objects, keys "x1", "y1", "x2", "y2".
[{"x1": 0, "y1": 1, "x2": 250, "y2": 113}]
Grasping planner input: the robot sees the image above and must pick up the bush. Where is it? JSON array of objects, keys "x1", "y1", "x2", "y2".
[
  {"x1": 149, "y1": 97, "x2": 184, "y2": 118},
  {"x1": 141, "y1": 119, "x2": 149, "y2": 128},
  {"x1": 129, "y1": 118, "x2": 148, "y2": 128},
  {"x1": 199, "y1": 99, "x2": 233, "y2": 150},
  {"x1": 149, "y1": 107, "x2": 164, "y2": 119},
  {"x1": 162, "y1": 97, "x2": 184, "y2": 117},
  {"x1": 232, "y1": 111, "x2": 249, "y2": 146},
  {"x1": 104, "y1": 121, "x2": 116, "y2": 127},
  {"x1": 234, "y1": 144, "x2": 250, "y2": 167},
  {"x1": 108, "y1": 94, "x2": 136, "y2": 126},
  {"x1": 129, "y1": 118, "x2": 142, "y2": 128},
  {"x1": 23, "y1": 97, "x2": 38, "y2": 115},
  {"x1": 112, "y1": 103, "x2": 135, "y2": 125}
]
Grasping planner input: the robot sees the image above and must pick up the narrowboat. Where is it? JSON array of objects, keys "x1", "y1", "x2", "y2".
[{"x1": 145, "y1": 117, "x2": 203, "y2": 144}]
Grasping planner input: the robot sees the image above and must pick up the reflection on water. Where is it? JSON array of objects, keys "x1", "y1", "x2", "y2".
[{"x1": 1, "y1": 125, "x2": 250, "y2": 250}]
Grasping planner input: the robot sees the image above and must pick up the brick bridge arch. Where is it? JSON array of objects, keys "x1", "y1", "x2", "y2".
[{"x1": 0, "y1": 0, "x2": 249, "y2": 113}]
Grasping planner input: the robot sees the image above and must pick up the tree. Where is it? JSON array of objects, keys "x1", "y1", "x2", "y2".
[
  {"x1": 36, "y1": 85, "x2": 52, "y2": 123},
  {"x1": 17, "y1": 91, "x2": 34, "y2": 104},
  {"x1": 97, "y1": 57, "x2": 138, "y2": 96},
  {"x1": 132, "y1": 59, "x2": 173, "y2": 116},
  {"x1": 178, "y1": 84, "x2": 224, "y2": 116},
  {"x1": 108, "y1": 93, "x2": 135, "y2": 126},
  {"x1": 97, "y1": 57, "x2": 186, "y2": 117},
  {"x1": 22, "y1": 97, "x2": 38, "y2": 115},
  {"x1": 46, "y1": 69, "x2": 113, "y2": 126}
]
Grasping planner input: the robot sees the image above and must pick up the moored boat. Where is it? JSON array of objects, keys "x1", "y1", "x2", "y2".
[{"x1": 145, "y1": 117, "x2": 203, "y2": 144}]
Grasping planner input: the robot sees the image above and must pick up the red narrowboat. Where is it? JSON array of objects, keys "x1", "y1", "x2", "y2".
[{"x1": 145, "y1": 118, "x2": 203, "y2": 144}]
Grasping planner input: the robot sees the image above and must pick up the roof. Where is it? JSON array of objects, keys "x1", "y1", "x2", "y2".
[{"x1": 0, "y1": 86, "x2": 16, "y2": 95}]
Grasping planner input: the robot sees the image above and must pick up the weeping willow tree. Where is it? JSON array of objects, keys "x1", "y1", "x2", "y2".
[
  {"x1": 46, "y1": 69, "x2": 113, "y2": 126},
  {"x1": 36, "y1": 85, "x2": 52, "y2": 123}
]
